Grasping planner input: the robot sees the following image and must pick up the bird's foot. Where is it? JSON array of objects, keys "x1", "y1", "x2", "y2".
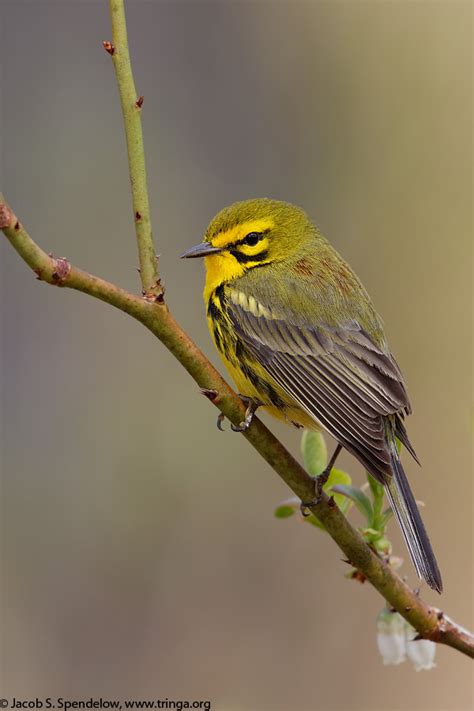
[
  {"x1": 300, "y1": 469, "x2": 331, "y2": 516},
  {"x1": 230, "y1": 396, "x2": 264, "y2": 432},
  {"x1": 300, "y1": 443, "x2": 342, "y2": 516},
  {"x1": 216, "y1": 396, "x2": 263, "y2": 432}
]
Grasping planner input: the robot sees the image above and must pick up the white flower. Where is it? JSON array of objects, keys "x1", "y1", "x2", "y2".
[
  {"x1": 376, "y1": 609, "x2": 407, "y2": 665},
  {"x1": 405, "y1": 624, "x2": 437, "y2": 671}
]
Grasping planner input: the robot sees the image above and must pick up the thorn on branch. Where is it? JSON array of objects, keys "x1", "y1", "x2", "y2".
[
  {"x1": 200, "y1": 388, "x2": 220, "y2": 403},
  {"x1": 350, "y1": 569, "x2": 366, "y2": 584},
  {"x1": 135, "y1": 95, "x2": 144, "y2": 109},
  {"x1": 102, "y1": 40, "x2": 115, "y2": 56}
]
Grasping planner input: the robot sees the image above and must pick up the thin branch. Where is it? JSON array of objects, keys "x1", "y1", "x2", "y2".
[
  {"x1": 1, "y1": 197, "x2": 472, "y2": 659},
  {"x1": 105, "y1": 0, "x2": 161, "y2": 299}
]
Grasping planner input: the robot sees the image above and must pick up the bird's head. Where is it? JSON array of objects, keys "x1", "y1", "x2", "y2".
[{"x1": 181, "y1": 198, "x2": 319, "y2": 291}]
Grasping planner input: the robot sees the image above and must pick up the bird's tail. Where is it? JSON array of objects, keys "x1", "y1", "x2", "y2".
[{"x1": 384, "y1": 443, "x2": 443, "y2": 593}]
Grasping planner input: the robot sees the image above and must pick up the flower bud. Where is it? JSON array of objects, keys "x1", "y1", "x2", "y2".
[
  {"x1": 373, "y1": 536, "x2": 392, "y2": 556},
  {"x1": 405, "y1": 625, "x2": 436, "y2": 671},
  {"x1": 376, "y1": 608, "x2": 407, "y2": 665}
]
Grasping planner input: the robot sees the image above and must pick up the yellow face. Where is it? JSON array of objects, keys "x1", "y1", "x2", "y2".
[
  {"x1": 181, "y1": 198, "x2": 318, "y2": 301},
  {"x1": 204, "y1": 218, "x2": 274, "y2": 299}
]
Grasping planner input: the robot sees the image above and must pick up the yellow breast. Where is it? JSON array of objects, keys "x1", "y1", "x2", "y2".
[{"x1": 205, "y1": 287, "x2": 318, "y2": 431}]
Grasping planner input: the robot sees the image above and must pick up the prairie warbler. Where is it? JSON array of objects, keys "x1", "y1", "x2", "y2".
[{"x1": 182, "y1": 198, "x2": 442, "y2": 593}]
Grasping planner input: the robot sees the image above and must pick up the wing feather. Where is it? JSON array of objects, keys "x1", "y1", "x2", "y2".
[{"x1": 227, "y1": 296, "x2": 413, "y2": 477}]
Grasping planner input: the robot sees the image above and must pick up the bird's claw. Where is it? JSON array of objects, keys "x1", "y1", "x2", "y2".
[
  {"x1": 299, "y1": 449, "x2": 341, "y2": 516},
  {"x1": 231, "y1": 421, "x2": 249, "y2": 432},
  {"x1": 299, "y1": 478, "x2": 326, "y2": 516},
  {"x1": 231, "y1": 396, "x2": 263, "y2": 433},
  {"x1": 216, "y1": 396, "x2": 263, "y2": 433}
]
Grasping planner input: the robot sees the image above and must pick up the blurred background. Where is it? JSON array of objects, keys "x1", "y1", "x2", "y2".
[{"x1": 1, "y1": 1, "x2": 472, "y2": 709}]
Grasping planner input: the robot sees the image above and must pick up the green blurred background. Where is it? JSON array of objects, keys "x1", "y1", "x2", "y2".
[{"x1": 1, "y1": 1, "x2": 472, "y2": 709}]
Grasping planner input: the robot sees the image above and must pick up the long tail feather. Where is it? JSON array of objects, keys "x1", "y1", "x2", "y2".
[{"x1": 385, "y1": 447, "x2": 443, "y2": 593}]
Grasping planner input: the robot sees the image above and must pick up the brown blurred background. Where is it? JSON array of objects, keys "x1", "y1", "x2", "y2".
[{"x1": 1, "y1": 1, "x2": 472, "y2": 709}]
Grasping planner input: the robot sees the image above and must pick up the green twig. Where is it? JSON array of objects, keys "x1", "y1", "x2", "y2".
[{"x1": 105, "y1": 0, "x2": 161, "y2": 299}]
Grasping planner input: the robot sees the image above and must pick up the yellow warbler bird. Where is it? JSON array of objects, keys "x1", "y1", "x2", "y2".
[{"x1": 181, "y1": 198, "x2": 442, "y2": 593}]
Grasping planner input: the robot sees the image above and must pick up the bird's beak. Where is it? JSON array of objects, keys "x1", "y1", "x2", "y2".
[{"x1": 180, "y1": 242, "x2": 223, "y2": 259}]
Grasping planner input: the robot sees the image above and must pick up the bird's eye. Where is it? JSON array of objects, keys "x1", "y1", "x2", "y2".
[{"x1": 242, "y1": 232, "x2": 262, "y2": 247}]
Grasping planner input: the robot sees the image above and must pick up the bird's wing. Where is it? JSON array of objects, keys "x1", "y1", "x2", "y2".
[{"x1": 225, "y1": 287, "x2": 415, "y2": 477}]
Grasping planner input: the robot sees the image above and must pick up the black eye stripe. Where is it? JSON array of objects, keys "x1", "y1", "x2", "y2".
[{"x1": 230, "y1": 249, "x2": 269, "y2": 264}]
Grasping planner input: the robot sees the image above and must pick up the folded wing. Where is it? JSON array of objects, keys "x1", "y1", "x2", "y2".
[{"x1": 226, "y1": 292, "x2": 417, "y2": 480}]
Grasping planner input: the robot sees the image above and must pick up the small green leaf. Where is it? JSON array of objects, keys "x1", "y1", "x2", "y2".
[
  {"x1": 274, "y1": 504, "x2": 296, "y2": 519},
  {"x1": 301, "y1": 430, "x2": 327, "y2": 476},
  {"x1": 325, "y1": 468, "x2": 352, "y2": 514},
  {"x1": 274, "y1": 497, "x2": 300, "y2": 518},
  {"x1": 325, "y1": 468, "x2": 351, "y2": 487},
  {"x1": 360, "y1": 526, "x2": 382, "y2": 542},
  {"x1": 332, "y1": 484, "x2": 373, "y2": 523}
]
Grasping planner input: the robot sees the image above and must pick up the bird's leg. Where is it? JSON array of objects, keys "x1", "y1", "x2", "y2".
[
  {"x1": 230, "y1": 396, "x2": 264, "y2": 432},
  {"x1": 315, "y1": 442, "x2": 343, "y2": 496},
  {"x1": 300, "y1": 443, "x2": 343, "y2": 516},
  {"x1": 215, "y1": 396, "x2": 264, "y2": 432}
]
